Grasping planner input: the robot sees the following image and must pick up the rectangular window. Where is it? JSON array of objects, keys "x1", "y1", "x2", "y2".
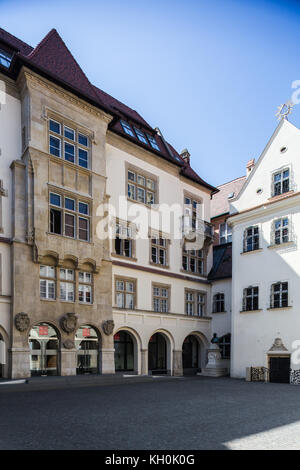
[
  {"x1": 147, "y1": 135, "x2": 160, "y2": 151},
  {"x1": 274, "y1": 217, "x2": 289, "y2": 245},
  {"x1": 115, "y1": 278, "x2": 136, "y2": 309},
  {"x1": 49, "y1": 192, "x2": 90, "y2": 241},
  {"x1": 151, "y1": 237, "x2": 168, "y2": 266},
  {"x1": 78, "y1": 272, "x2": 92, "y2": 304},
  {"x1": 271, "y1": 282, "x2": 288, "y2": 308},
  {"x1": 64, "y1": 126, "x2": 75, "y2": 141},
  {"x1": 40, "y1": 265, "x2": 56, "y2": 300},
  {"x1": 127, "y1": 168, "x2": 157, "y2": 205},
  {"x1": 64, "y1": 142, "x2": 75, "y2": 163},
  {"x1": 273, "y1": 169, "x2": 290, "y2": 196},
  {"x1": 186, "y1": 290, "x2": 206, "y2": 317},
  {"x1": 0, "y1": 49, "x2": 12, "y2": 68},
  {"x1": 134, "y1": 127, "x2": 148, "y2": 144},
  {"x1": 114, "y1": 223, "x2": 134, "y2": 258},
  {"x1": 153, "y1": 285, "x2": 169, "y2": 313},
  {"x1": 121, "y1": 120, "x2": 135, "y2": 137},
  {"x1": 243, "y1": 286, "x2": 259, "y2": 311},
  {"x1": 213, "y1": 293, "x2": 225, "y2": 312},
  {"x1": 219, "y1": 223, "x2": 232, "y2": 244},
  {"x1": 49, "y1": 135, "x2": 61, "y2": 157},
  {"x1": 244, "y1": 226, "x2": 259, "y2": 252},
  {"x1": 60, "y1": 268, "x2": 75, "y2": 302},
  {"x1": 182, "y1": 248, "x2": 204, "y2": 275}
]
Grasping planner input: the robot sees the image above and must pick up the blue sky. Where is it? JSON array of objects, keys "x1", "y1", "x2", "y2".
[{"x1": 2, "y1": 0, "x2": 300, "y2": 186}]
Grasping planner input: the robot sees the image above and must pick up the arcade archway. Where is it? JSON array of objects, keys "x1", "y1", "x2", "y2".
[
  {"x1": 148, "y1": 332, "x2": 168, "y2": 375},
  {"x1": 29, "y1": 323, "x2": 59, "y2": 376},
  {"x1": 182, "y1": 334, "x2": 201, "y2": 375},
  {"x1": 75, "y1": 325, "x2": 100, "y2": 375},
  {"x1": 114, "y1": 331, "x2": 135, "y2": 372}
]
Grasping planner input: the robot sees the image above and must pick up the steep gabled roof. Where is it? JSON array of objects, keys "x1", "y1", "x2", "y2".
[
  {"x1": 0, "y1": 26, "x2": 217, "y2": 194},
  {"x1": 211, "y1": 175, "x2": 246, "y2": 218}
]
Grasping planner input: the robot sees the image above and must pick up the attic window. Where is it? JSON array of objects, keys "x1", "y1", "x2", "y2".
[
  {"x1": 134, "y1": 127, "x2": 148, "y2": 145},
  {"x1": 0, "y1": 49, "x2": 12, "y2": 68},
  {"x1": 227, "y1": 192, "x2": 234, "y2": 199},
  {"x1": 147, "y1": 135, "x2": 160, "y2": 151},
  {"x1": 120, "y1": 120, "x2": 135, "y2": 137}
]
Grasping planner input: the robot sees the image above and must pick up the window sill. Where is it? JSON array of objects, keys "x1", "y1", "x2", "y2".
[
  {"x1": 267, "y1": 306, "x2": 292, "y2": 311},
  {"x1": 79, "y1": 302, "x2": 93, "y2": 306},
  {"x1": 149, "y1": 261, "x2": 169, "y2": 269},
  {"x1": 47, "y1": 232, "x2": 93, "y2": 244},
  {"x1": 40, "y1": 298, "x2": 56, "y2": 302},
  {"x1": 240, "y1": 248, "x2": 262, "y2": 255},
  {"x1": 268, "y1": 190, "x2": 294, "y2": 202},
  {"x1": 111, "y1": 253, "x2": 137, "y2": 262},
  {"x1": 240, "y1": 309, "x2": 263, "y2": 313},
  {"x1": 212, "y1": 310, "x2": 227, "y2": 314},
  {"x1": 127, "y1": 197, "x2": 159, "y2": 211},
  {"x1": 180, "y1": 269, "x2": 206, "y2": 278},
  {"x1": 49, "y1": 154, "x2": 91, "y2": 174},
  {"x1": 267, "y1": 241, "x2": 294, "y2": 249}
]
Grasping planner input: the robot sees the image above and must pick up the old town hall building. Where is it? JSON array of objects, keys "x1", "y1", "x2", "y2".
[{"x1": 0, "y1": 27, "x2": 223, "y2": 379}]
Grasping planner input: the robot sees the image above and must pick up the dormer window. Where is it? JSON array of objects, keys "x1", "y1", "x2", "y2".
[
  {"x1": 147, "y1": 135, "x2": 160, "y2": 151},
  {"x1": 134, "y1": 127, "x2": 148, "y2": 144},
  {"x1": 227, "y1": 192, "x2": 234, "y2": 199},
  {"x1": 120, "y1": 120, "x2": 135, "y2": 137},
  {"x1": 272, "y1": 168, "x2": 290, "y2": 196},
  {"x1": 0, "y1": 49, "x2": 12, "y2": 68}
]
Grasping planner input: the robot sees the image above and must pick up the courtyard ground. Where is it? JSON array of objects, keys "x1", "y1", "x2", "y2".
[{"x1": 1, "y1": 375, "x2": 300, "y2": 450}]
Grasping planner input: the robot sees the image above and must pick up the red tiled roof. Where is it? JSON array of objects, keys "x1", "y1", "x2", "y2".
[
  {"x1": 211, "y1": 175, "x2": 246, "y2": 218},
  {"x1": 0, "y1": 26, "x2": 217, "y2": 193}
]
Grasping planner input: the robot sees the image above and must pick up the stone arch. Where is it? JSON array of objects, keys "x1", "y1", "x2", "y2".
[
  {"x1": 114, "y1": 326, "x2": 142, "y2": 374},
  {"x1": 75, "y1": 323, "x2": 102, "y2": 375},
  {"x1": 181, "y1": 331, "x2": 209, "y2": 372},
  {"x1": 28, "y1": 321, "x2": 61, "y2": 376},
  {"x1": 0, "y1": 325, "x2": 9, "y2": 379},
  {"x1": 147, "y1": 329, "x2": 174, "y2": 376}
]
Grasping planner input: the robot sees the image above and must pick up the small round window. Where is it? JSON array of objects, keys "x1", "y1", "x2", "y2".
[
  {"x1": 280, "y1": 147, "x2": 287, "y2": 153},
  {"x1": 256, "y1": 188, "x2": 263, "y2": 194}
]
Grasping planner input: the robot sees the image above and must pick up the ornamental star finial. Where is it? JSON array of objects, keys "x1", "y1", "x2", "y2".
[{"x1": 275, "y1": 101, "x2": 294, "y2": 121}]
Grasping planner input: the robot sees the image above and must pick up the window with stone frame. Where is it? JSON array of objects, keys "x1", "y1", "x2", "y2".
[
  {"x1": 219, "y1": 334, "x2": 231, "y2": 359},
  {"x1": 272, "y1": 168, "x2": 290, "y2": 197},
  {"x1": 183, "y1": 195, "x2": 202, "y2": 231},
  {"x1": 49, "y1": 192, "x2": 90, "y2": 242},
  {"x1": 242, "y1": 286, "x2": 259, "y2": 311},
  {"x1": 78, "y1": 271, "x2": 92, "y2": 304},
  {"x1": 153, "y1": 284, "x2": 170, "y2": 312},
  {"x1": 182, "y1": 247, "x2": 204, "y2": 275},
  {"x1": 127, "y1": 167, "x2": 157, "y2": 206},
  {"x1": 150, "y1": 236, "x2": 169, "y2": 267},
  {"x1": 185, "y1": 290, "x2": 206, "y2": 317},
  {"x1": 270, "y1": 282, "x2": 288, "y2": 309},
  {"x1": 0, "y1": 180, "x2": 8, "y2": 234},
  {"x1": 115, "y1": 277, "x2": 136, "y2": 309},
  {"x1": 243, "y1": 226, "x2": 259, "y2": 252},
  {"x1": 113, "y1": 220, "x2": 135, "y2": 259},
  {"x1": 213, "y1": 293, "x2": 225, "y2": 312},
  {"x1": 48, "y1": 118, "x2": 90, "y2": 169},
  {"x1": 272, "y1": 217, "x2": 290, "y2": 245},
  {"x1": 60, "y1": 268, "x2": 75, "y2": 302},
  {"x1": 40, "y1": 265, "x2": 56, "y2": 300}
]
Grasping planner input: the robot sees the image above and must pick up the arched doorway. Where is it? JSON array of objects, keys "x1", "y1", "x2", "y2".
[
  {"x1": 75, "y1": 325, "x2": 99, "y2": 374},
  {"x1": 148, "y1": 333, "x2": 167, "y2": 375},
  {"x1": 29, "y1": 323, "x2": 59, "y2": 376},
  {"x1": 114, "y1": 331, "x2": 134, "y2": 372},
  {"x1": 182, "y1": 335, "x2": 201, "y2": 375}
]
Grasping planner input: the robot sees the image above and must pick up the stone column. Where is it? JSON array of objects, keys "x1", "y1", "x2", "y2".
[
  {"x1": 173, "y1": 349, "x2": 183, "y2": 376},
  {"x1": 141, "y1": 349, "x2": 148, "y2": 375},
  {"x1": 100, "y1": 348, "x2": 115, "y2": 374},
  {"x1": 10, "y1": 347, "x2": 31, "y2": 379},
  {"x1": 60, "y1": 348, "x2": 77, "y2": 376}
]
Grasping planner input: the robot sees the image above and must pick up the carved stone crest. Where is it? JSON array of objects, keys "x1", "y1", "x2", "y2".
[
  {"x1": 15, "y1": 312, "x2": 30, "y2": 332},
  {"x1": 60, "y1": 313, "x2": 78, "y2": 334},
  {"x1": 63, "y1": 339, "x2": 75, "y2": 349},
  {"x1": 102, "y1": 320, "x2": 115, "y2": 336},
  {"x1": 269, "y1": 337, "x2": 288, "y2": 352}
]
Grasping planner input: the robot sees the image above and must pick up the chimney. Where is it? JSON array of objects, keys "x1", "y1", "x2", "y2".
[
  {"x1": 180, "y1": 148, "x2": 190, "y2": 165},
  {"x1": 246, "y1": 158, "x2": 255, "y2": 177}
]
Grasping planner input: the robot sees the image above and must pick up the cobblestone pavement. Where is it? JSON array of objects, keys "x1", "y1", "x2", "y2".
[{"x1": 1, "y1": 376, "x2": 300, "y2": 450}]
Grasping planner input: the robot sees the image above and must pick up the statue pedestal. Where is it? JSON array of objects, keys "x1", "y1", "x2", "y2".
[{"x1": 197, "y1": 344, "x2": 228, "y2": 377}]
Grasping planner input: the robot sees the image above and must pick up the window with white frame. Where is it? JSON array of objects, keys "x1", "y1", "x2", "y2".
[
  {"x1": 0, "y1": 48, "x2": 12, "y2": 68},
  {"x1": 60, "y1": 268, "x2": 75, "y2": 302},
  {"x1": 40, "y1": 265, "x2": 56, "y2": 300},
  {"x1": 48, "y1": 118, "x2": 90, "y2": 169},
  {"x1": 115, "y1": 278, "x2": 136, "y2": 309},
  {"x1": 120, "y1": 120, "x2": 135, "y2": 137},
  {"x1": 49, "y1": 192, "x2": 90, "y2": 241},
  {"x1": 219, "y1": 334, "x2": 231, "y2": 359},
  {"x1": 242, "y1": 286, "x2": 259, "y2": 311},
  {"x1": 114, "y1": 222, "x2": 134, "y2": 258},
  {"x1": 78, "y1": 272, "x2": 92, "y2": 304},
  {"x1": 219, "y1": 223, "x2": 232, "y2": 244},
  {"x1": 185, "y1": 290, "x2": 206, "y2": 317},
  {"x1": 272, "y1": 168, "x2": 290, "y2": 196},
  {"x1": 182, "y1": 248, "x2": 204, "y2": 274},
  {"x1": 273, "y1": 217, "x2": 289, "y2": 245},
  {"x1": 147, "y1": 134, "x2": 160, "y2": 151},
  {"x1": 134, "y1": 127, "x2": 148, "y2": 144},
  {"x1": 270, "y1": 282, "x2": 288, "y2": 308},
  {"x1": 243, "y1": 226, "x2": 259, "y2": 252},
  {"x1": 151, "y1": 237, "x2": 168, "y2": 266},
  {"x1": 213, "y1": 293, "x2": 225, "y2": 312},
  {"x1": 127, "y1": 168, "x2": 156, "y2": 205},
  {"x1": 184, "y1": 195, "x2": 201, "y2": 231},
  {"x1": 153, "y1": 285, "x2": 169, "y2": 312}
]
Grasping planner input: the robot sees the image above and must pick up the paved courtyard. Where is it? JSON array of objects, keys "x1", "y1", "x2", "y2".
[{"x1": 1, "y1": 376, "x2": 300, "y2": 450}]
